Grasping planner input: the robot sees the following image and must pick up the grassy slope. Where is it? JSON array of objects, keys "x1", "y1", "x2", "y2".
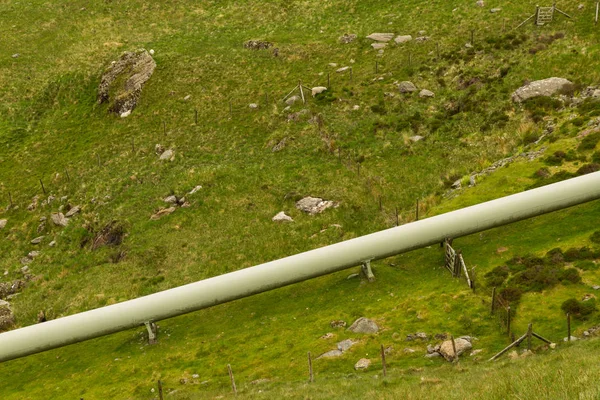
[{"x1": 1, "y1": 0, "x2": 600, "y2": 398}]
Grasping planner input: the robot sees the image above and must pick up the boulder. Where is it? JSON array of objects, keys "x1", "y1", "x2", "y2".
[
  {"x1": 366, "y1": 33, "x2": 395, "y2": 42},
  {"x1": 395, "y1": 35, "x2": 413, "y2": 44},
  {"x1": 51, "y1": 213, "x2": 68, "y2": 227},
  {"x1": 312, "y1": 86, "x2": 328, "y2": 97},
  {"x1": 0, "y1": 300, "x2": 14, "y2": 331},
  {"x1": 337, "y1": 339, "x2": 356, "y2": 352},
  {"x1": 347, "y1": 317, "x2": 379, "y2": 334},
  {"x1": 97, "y1": 49, "x2": 156, "y2": 115},
  {"x1": 398, "y1": 81, "x2": 418, "y2": 93},
  {"x1": 272, "y1": 211, "x2": 294, "y2": 222},
  {"x1": 511, "y1": 77, "x2": 573, "y2": 103},
  {"x1": 295, "y1": 197, "x2": 337, "y2": 215},
  {"x1": 419, "y1": 89, "x2": 435, "y2": 98},
  {"x1": 354, "y1": 358, "x2": 371, "y2": 370},
  {"x1": 438, "y1": 338, "x2": 472, "y2": 361}
]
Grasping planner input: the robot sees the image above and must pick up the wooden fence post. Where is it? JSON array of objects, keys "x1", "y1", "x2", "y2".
[
  {"x1": 491, "y1": 287, "x2": 496, "y2": 314},
  {"x1": 567, "y1": 313, "x2": 571, "y2": 342},
  {"x1": 415, "y1": 199, "x2": 419, "y2": 221},
  {"x1": 65, "y1": 168, "x2": 70, "y2": 182},
  {"x1": 395, "y1": 207, "x2": 399, "y2": 226},
  {"x1": 327, "y1": 72, "x2": 330, "y2": 88},
  {"x1": 157, "y1": 380, "x2": 164, "y2": 400},
  {"x1": 308, "y1": 351, "x2": 314, "y2": 382},
  {"x1": 381, "y1": 344, "x2": 387, "y2": 377},
  {"x1": 8, "y1": 191, "x2": 12, "y2": 207},
  {"x1": 227, "y1": 364, "x2": 237, "y2": 395},
  {"x1": 507, "y1": 306, "x2": 511, "y2": 338},
  {"x1": 451, "y1": 335, "x2": 458, "y2": 362},
  {"x1": 527, "y1": 323, "x2": 533, "y2": 351},
  {"x1": 195, "y1": 109, "x2": 198, "y2": 124},
  {"x1": 39, "y1": 179, "x2": 46, "y2": 195},
  {"x1": 163, "y1": 121, "x2": 166, "y2": 136}
]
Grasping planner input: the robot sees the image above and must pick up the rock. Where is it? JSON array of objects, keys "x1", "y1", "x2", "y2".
[
  {"x1": 149, "y1": 49, "x2": 155, "y2": 55},
  {"x1": 11, "y1": 53, "x2": 20, "y2": 58},
  {"x1": 465, "y1": 43, "x2": 473, "y2": 49},
  {"x1": 285, "y1": 95, "x2": 301, "y2": 105},
  {"x1": 563, "y1": 336, "x2": 578, "y2": 342},
  {"x1": 415, "y1": 332, "x2": 428, "y2": 340},
  {"x1": 336, "y1": 66, "x2": 350, "y2": 73},
  {"x1": 520, "y1": 350, "x2": 533, "y2": 358},
  {"x1": 0, "y1": 300, "x2": 14, "y2": 331},
  {"x1": 50, "y1": 213, "x2": 68, "y2": 227},
  {"x1": 348, "y1": 317, "x2": 379, "y2": 334},
  {"x1": 593, "y1": 285, "x2": 600, "y2": 290},
  {"x1": 508, "y1": 350, "x2": 519, "y2": 360},
  {"x1": 337, "y1": 339, "x2": 356, "y2": 352},
  {"x1": 347, "y1": 273, "x2": 360, "y2": 279},
  {"x1": 415, "y1": 36, "x2": 430, "y2": 42},
  {"x1": 404, "y1": 348, "x2": 416, "y2": 353},
  {"x1": 371, "y1": 43, "x2": 387, "y2": 50},
  {"x1": 419, "y1": 89, "x2": 435, "y2": 98},
  {"x1": 578, "y1": 3, "x2": 585, "y2": 10},
  {"x1": 328, "y1": 63, "x2": 338, "y2": 67},
  {"x1": 249, "y1": 103, "x2": 259, "y2": 109},
  {"x1": 295, "y1": 197, "x2": 337, "y2": 215},
  {"x1": 330, "y1": 320, "x2": 347, "y2": 328},
  {"x1": 425, "y1": 352, "x2": 441, "y2": 358},
  {"x1": 21, "y1": 265, "x2": 29, "y2": 274},
  {"x1": 188, "y1": 185, "x2": 202, "y2": 195},
  {"x1": 321, "y1": 333, "x2": 334, "y2": 340},
  {"x1": 366, "y1": 33, "x2": 394, "y2": 42},
  {"x1": 490, "y1": 8, "x2": 501, "y2": 13},
  {"x1": 470, "y1": 349, "x2": 483, "y2": 356},
  {"x1": 398, "y1": 81, "x2": 418, "y2": 93},
  {"x1": 120, "y1": 110, "x2": 131, "y2": 118},
  {"x1": 511, "y1": 77, "x2": 573, "y2": 103},
  {"x1": 418, "y1": 30, "x2": 427, "y2": 35},
  {"x1": 339, "y1": 34, "x2": 357, "y2": 44},
  {"x1": 28, "y1": 251, "x2": 40, "y2": 259},
  {"x1": 409, "y1": 135, "x2": 424, "y2": 143},
  {"x1": 438, "y1": 338, "x2": 473, "y2": 361},
  {"x1": 150, "y1": 207, "x2": 177, "y2": 220},
  {"x1": 469, "y1": 175, "x2": 476, "y2": 187},
  {"x1": 272, "y1": 138, "x2": 288, "y2": 152},
  {"x1": 354, "y1": 358, "x2": 371, "y2": 370},
  {"x1": 352, "y1": 105, "x2": 360, "y2": 111},
  {"x1": 164, "y1": 195, "x2": 178, "y2": 204},
  {"x1": 244, "y1": 40, "x2": 273, "y2": 50},
  {"x1": 65, "y1": 205, "x2": 81, "y2": 218},
  {"x1": 395, "y1": 35, "x2": 413, "y2": 44},
  {"x1": 155, "y1": 144, "x2": 165, "y2": 155},
  {"x1": 582, "y1": 294, "x2": 596, "y2": 302},
  {"x1": 317, "y1": 349, "x2": 343, "y2": 359},
  {"x1": 159, "y1": 149, "x2": 174, "y2": 161},
  {"x1": 272, "y1": 211, "x2": 294, "y2": 222},
  {"x1": 97, "y1": 49, "x2": 156, "y2": 116},
  {"x1": 427, "y1": 344, "x2": 437, "y2": 354},
  {"x1": 49, "y1": 240, "x2": 56, "y2": 247},
  {"x1": 312, "y1": 86, "x2": 328, "y2": 97},
  {"x1": 452, "y1": 179, "x2": 462, "y2": 189},
  {"x1": 0, "y1": 219, "x2": 6, "y2": 229},
  {"x1": 476, "y1": 0, "x2": 485, "y2": 6},
  {"x1": 183, "y1": 95, "x2": 191, "y2": 101},
  {"x1": 31, "y1": 236, "x2": 44, "y2": 245},
  {"x1": 550, "y1": 343, "x2": 557, "y2": 349}
]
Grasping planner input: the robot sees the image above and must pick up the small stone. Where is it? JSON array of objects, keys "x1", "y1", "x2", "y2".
[
  {"x1": 409, "y1": 135, "x2": 424, "y2": 143},
  {"x1": 347, "y1": 317, "x2": 379, "y2": 334},
  {"x1": 371, "y1": 43, "x2": 387, "y2": 50},
  {"x1": 184, "y1": 95, "x2": 191, "y2": 101},
  {"x1": 490, "y1": 8, "x2": 501, "y2": 13},
  {"x1": 272, "y1": 211, "x2": 294, "y2": 222},
  {"x1": 150, "y1": 207, "x2": 177, "y2": 220},
  {"x1": 550, "y1": 343, "x2": 557, "y2": 349},
  {"x1": 476, "y1": 0, "x2": 485, "y2": 7},
  {"x1": 330, "y1": 320, "x2": 347, "y2": 328},
  {"x1": 159, "y1": 149, "x2": 174, "y2": 161},
  {"x1": 366, "y1": 33, "x2": 394, "y2": 42},
  {"x1": 578, "y1": 4, "x2": 585, "y2": 10},
  {"x1": 188, "y1": 185, "x2": 202, "y2": 195},
  {"x1": 470, "y1": 349, "x2": 483, "y2": 356},
  {"x1": 51, "y1": 213, "x2": 69, "y2": 227},
  {"x1": 592, "y1": 285, "x2": 600, "y2": 290},
  {"x1": 49, "y1": 241, "x2": 56, "y2": 247},
  {"x1": 120, "y1": 110, "x2": 131, "y2": 118},
  {"x1": 149, "y1": 49, "x2": 155, "y2": 55},
  {"x1": 336, "y1": 66, "x2": 350, "y2": 73},
  {"x1": 21, "y1": 265, "x2": 29, "y2": 274},
  {"x1": 352, "y1": 105, "x2": 360, "y2": 110},
  {"x1": 347, "y1": 273, "x2": 360, "y2": 279},
  {"x1": 296, "y1": 197, "x2": 337, "y2": 215},
  {"x1": 438, "y1": 338, "x2": 473, "y2": 361},
  {"x1": 404, "y1": 348, "x2": 416, "y2": 353},
  {"x1": 425, "y1": 352, "x2": 441, "y2": 358},
  {"x1": 394, "y1": 35, "x2": 413, "y2": 44},
  {"x1": 11, "y1": 53, "x2": 20, "y2": 58},
  {"x1": 452, "y1": 179, "x2": 462, "y2": 189},
  {"x1": 339, "y1": 33, "x2": 357, "y2": 44},
  {"x1": 164, "y1": 195, "x2": 178, "y2": 204},
  {"x1": 31, "y1": 236, "x2": 44, "y2": 245},
  {"x1": 192, "y1": 374, "x2": 199, "y2": 379},
  {"x1": 249, "y1": 103, "x2": 259, "y2": 109},
  {"x1": 328, "y1": 63, "x2": 338, "y2": 67},
  {"x1": 311, "y1": 86, "x2": 328, "y2": 97},
  {"x1": 465, "y1": 42, "x2": 473, "y2": 49},
  {"x1": 321, "y1": 333, "x2": 334, "y2": 339},
  {"x1": 285, "y1": 95, "x2": 301, "y2": 105},
  {"x1": 415, "y1": 332, "x2": 428, "y2": 340},
  {"x1": 337, "y1": 339, "x2": 356, "y2": 352},
  {"x1": 398, "y1": 81, "x2": 418, "y2": 93},
  {"x1": 0, "y1": 219, "x2": 6, "y2": 229},
  {"x1": 354, "y1": 358, "x2": 371, "y2": 370},
  {"x1": 415, "y1": 36, "x2": 430, "y2": 42},
  {"x1": 469, "y1": 175, "x2": 476, "y2": 187},
  {"x1": 65, "y1": 205, "x2": 81, "y2": 218},
  {"x1": 563, "y1": 336, "x2": 578, "y2": 342},
  {"x1": 0, "y1": 300, "x2": 15, "y2": 331},
  {"x1": 28, "y1": 251, "x2": 40, "y2": 258},
  {"x1": 419, "y1": 89, "x2": 435, "y2": 98}
]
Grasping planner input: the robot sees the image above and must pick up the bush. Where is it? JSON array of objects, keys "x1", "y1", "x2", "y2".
[
  {"x1": 498, "y1": 287, "x2": 523, "y2": 304},
  {"x1": 578, "y1": 131, "x2": 600, "y2": 151},
  {"x1": 561, "y1": 298, "x2": 597, "y2": 320},
  {"x1": 564, "y1": 247, "x2": 595, "y2": 262},
  {"x1": 575, "y1": 260, "x2": 597, "y2": 271},
  {"x1": 576, "y1": 163, "x2": 600, "y2": 175},
  {"x1": 545, "y1": 248, "x2": 565, "y2": 265},
  {"x1": 590, "y1": 231, "x2": 600, "y2": 244},
  {"x1": 592, "y1": 151, "x2": 600, "y2": 164},
  {"x1": 485, "y1": 265, "x2": 510, "y2": 287},
  {"x1": 558, "y1": 268, "x2": 582, "y2": 284},
  {"x1": 510, "y1": 264, "x2": 560, "y2": 292},
  {"x1": 544, "y1": 151, "x2": 566, "y2": 166}
]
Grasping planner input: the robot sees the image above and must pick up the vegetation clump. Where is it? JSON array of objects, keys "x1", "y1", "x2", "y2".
[{"x1": 561, "y1": 298, "x2": 597, "y2": 320}]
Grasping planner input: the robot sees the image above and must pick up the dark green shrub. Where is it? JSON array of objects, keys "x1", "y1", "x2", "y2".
[
  {"x1": 499, "y1": 287, "x2": 523, "y2": 304},
  {"x1": 576, "y1": 163, "x2": 600, "y2": 175},
  {"x1": 558, "y1": 268, "x2": 582, "y2": 284},
  {"x1": 592, "y1": 151, "x2": 600, "y2": 164},
  {"x1": 545, "y1": 248, "x2": 565, "y2": 265},
  {"x1": 590, "y1": 231, "x2": 600, "y2": 244},
  {"x1": 510, "y1": 264, "x2": 560, "y2": 292},
  {"x1": 561, "y1": 298, "x2": 597, "y2": 320},
  {"x1": 575, "y1": 260, "x2": 597, "y2": 271},
  {"x1": 578, "y1": 131, "x2": 600, "y2": 151},
  {"x1": 485, "y1": 265, "x2": 510, "y2": 287},
  {"x1": 544, "y1": 151, "x2": 566, "y2": 166},
  {"x1": 564, "y1": 247, "x2": 594, "y2": 261}
]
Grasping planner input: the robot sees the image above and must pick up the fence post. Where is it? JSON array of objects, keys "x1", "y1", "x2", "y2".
[
  {"x1": 381, "y1": 344, "x2": 387, "y2": 377},
  {"x1": 416, "y1": 199, "x2": 419, "y2": 221},
  {"x1": 65, "y1": 168, "x2": 70, "y2": 182},
  {"x1": 8, "y1": 191, "x2": 12, "y2": 208},
  {"x1": 163, "y1": 121, "x2": 166, "y2": 136},
  {"x1": 567, "y1": 313, "x2": 571, "y2": 342},
  {"x1": 491, "y1": 287, "x2": 496, "y2": 314},
  {"x1": 227, "y1": 364, "x2": 237, "y2": 395},
  {"x1": 308, "y1": 351, "x2": 314, "y2": 382},
  {"x1": 451, "y1": 335, "x2": 458, "y2": 362},
  {"x1": 157, "y1": 380, "x2": 164, "y2": 400},
  {"x1": 527, "y1": 323, "x2": 533, "y2": 351},
  {"x1": 507, "y1": 306, "x2": 511, "y2": 338},
  {"x1": 39, "y1": 179, "x2": 46, "y2": 195},
  {"x1": 327, "y1": 72, "x2": 330, "y2": 88},
  {"x1": 395, "y1": 207, "x2": 399, "y2": 226},
  {"x1": 195, "y1": 109, "x2": 198, "y2": 124}
]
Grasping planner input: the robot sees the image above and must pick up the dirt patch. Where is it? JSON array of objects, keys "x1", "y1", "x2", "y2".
[{"x1": 92, "y1": 221, "x2": 125, "y2": 250}]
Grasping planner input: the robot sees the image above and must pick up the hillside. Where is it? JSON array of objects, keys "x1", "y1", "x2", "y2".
[{"x1": 1, "y1": 0, "x2": 600, "y2": 398}]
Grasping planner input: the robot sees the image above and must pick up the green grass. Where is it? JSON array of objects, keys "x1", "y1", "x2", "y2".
[{"x1": 2, "y1": 0, "x2": 600, "y2": 398}]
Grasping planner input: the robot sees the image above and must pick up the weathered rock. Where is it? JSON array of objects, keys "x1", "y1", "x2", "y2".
[
  {"x1": 415, "y1": 36, "x2": 430, "y2": 42},
  {"x1": 425, "y1": 352, "x2": 441, "y2": 358},
  {"x1": 339, "y1": 34, "x2": 357, "y2": 44},
  {"x1": 249, "y1": 103, "x2": 259, "y2": 109},
  {"x1": 404, "y1": 348, "x2": 416, "y2": 353},
  {"x1": 159, "y1": 149, "x2": 174, "y2": 161},
  {"x1": 272, "y1": 211, "x2": 294, "y2": 222},
  {"x1": 371, "y1": 43, "x2": 387, "y2": 50},
  {"x1": 295, "y1": 197, "x2": 337, "y2": 215},
  {"x1": 244, "y1": 40, "x2": 273, "y2": 50},
  {"x1": 11, "y1": 53, "x2": 20, "y2": 58},
  {"x1": 470, "y1": 349, "x2": 483, "y2": 356},
  {"x1": 65, "y1": 205, "x2": 81, "y2": 218},
  {"x1": 395, "y1": 35, "x2": 413, "y2": 44},
  {"x1": 0, "y1": 300, "x2": 14, "y2": 331},
  {"x1": 511, "y1": 77, "x2": 573, "y2": 103},
  {"x1": 49, "y1": 240, "x2": 56, "y2": 247},
  {"x1": 150, "y1": 207, "x2": 177, "y2": 220},
  {"x1": 398, "y1": 81, "x2": 418, "y2": 93},
  {"x1": 188, "y1": 185, "x2": 202, "y2": 195},
  {"x1": 317, "y1": 349, "x2": 343, "y2": 359},
  {"x1": 593, "y1": 285, "x2": 600, "y2": 290},
  {"x1": 155, "y1": 144, "x2": 165, "y2": 155},
  {"x1": 51, "y1": 213, "x2": 68, "y2": 227},
  {"x1": 490, "y1": 8, "x2": 501, "y2": 13},
  {"x1": 28, "y1": 251, "x2": 40, "y2": 259},
  {"x1": 97, "y1": 49, "x2": 156, "y2": 115},
  {"x1": 337, "y1": 66, "x2": 350, "y2": 73},
  {"x1": 31, "y1": 236, "x2": 44, "y2": 245},
  {"x1": 419, "y1": 89, "x2": 435, "y2": 98},
  {"x1": 563, "y1": 336, "x2": 579, "y2": 342},
  {"x1": 272, "y1": 138, "x2": 288, "y2": 152},
  {"x1": 354, "y1": 358, "x2": 371, "y2": 370},
  {"x1": 476, "y1": 0, "x2": 485, "y2": 7},
  {"x1": 0, "y1": 219, "x2": 6, "y2": 229},
  {"x1": 321, "y1": 333, "x2": 334, "y2": 339},
  {"x1": 312, "y1": 86, "x2": 328, "y2": 97},
  {"x1": 438, "y1": 338, "x2": 472, "y2": 361},
  {"x1": 164, "y1": 195, "x2": 178, "y2": 204},
  {"x1": 330, "y1": 320, "x2": 347, "y2": 328},
  {"x1": 337, "y1": 339, "x2": 356, "y2": 352},
  {"x1": 348, "y1": 317, "x2": 379, "y2": 334},
  {"x1": 409, "y1": 135, "x2": 424, "y2": 143},
  {"x1": 366, "y1": 33, "x2": 394, "y2": 42},
  {"x1": 285, "y1": 95, "x2": 301, "y2": 105}
]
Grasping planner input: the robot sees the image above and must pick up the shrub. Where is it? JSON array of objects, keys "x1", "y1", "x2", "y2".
[
  {"x1": 498, "y1": 287, "x2": 523, "y2": 304},
  {"x1": 561, "y1": 298, "x2": 597, "y2": 320},
  {"x1": 510, "y1": 264, "x2": 560, "y2": 292},
  {"x1": 558, "y1": 268, "x2": 582, "y2": 284},
  {"x1": 592, "y1": 151, "x2": 600, "y2": 164},
  {"x1": 576, "y1": 163, "x2": 600, "y2": 175},
  {"x1": 578, "y1": 131, "x2": 600, "y2": 151},
  {"x1": 485, "y1": 265, "x2": 510, "y2": 287},
  {"x1": 534, "y1": 167, "x2": 551, "y2": 179},
  {"x1": 544, "y1": 151, "x2": 566, "y2": 166},
  {"x1": 564, "y1": 247, "x2": 595, "y2": 261},
  {"x1": 545, "y1": 248, "x2": 565, "y2": 265},
  {"x1": 590, "y1": 231, "x2": 600, "y2": 244},
  {"x1": 575, "y1": 260, "x2": 597, "y2": 271}
]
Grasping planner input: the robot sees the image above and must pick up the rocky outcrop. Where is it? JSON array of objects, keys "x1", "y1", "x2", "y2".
[
  {"x1": 296, "y1": 197, "x2": 337, "y2": 215},
  {"x1": 347, "y1": 317, "x2": 379, "y2": 334},
  {"x1": 97, "y1": 49, "x2": 156, "y2": 116},
  {"x1": 511, "y1": 77, "x2": 573, "y2": 103}
]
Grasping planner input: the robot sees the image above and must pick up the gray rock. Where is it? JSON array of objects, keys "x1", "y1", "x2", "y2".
[
  {"x1": 51, "y1": 213, "x2": 68, "y2": 227},
  {"x1": 512, "y1": 77, "x2": 573, "y2": 103},
  {"x1": 0, "y1": 300, "x2": 14, "y2": 331},
  {"x1": 419, "y1": 89, "x2": 435, "y2": 98},
  {"x1": 49, "y1": 240, "x2": 56, "y2": 247},
  {"x1": 336, "y1": 66, "x2": 350, "y2": 73},
  {"x1": 469, "y1": 175, "x2": 476, "y2": 187},
  {"x1": 409, "y1": 135, "x2": 424, "y2": 143},
  {"x1": 415, "y1": 332, "x2": 428, "y2": 340},
  {"x1": 371, "y1": 43, "x2": 387, "y2": 50},
  {"x1": 285, "y1": 95, "x2": 301, "y2": 105},
  {"x1": 296, "y1": 197, "x2": 337, "y2": 215},
  {"x1": 337, "y1": 339, "x2": 356, "y2": 352},
  {"x1": 398, "y1": 81, "x2": 418, "y2": 93},
  {"x1": 11, "y1": 53, "x2": 20, "y2": 58},
  {"x1": 28, "y1": 251, "x2": 40, "y2": 259},
  {"x1": 394, "y1": 35, "x2": 413, "y2": 44},
  {"x1": 339, "y1": 34, "x2": 357, "y2": 44},
  {"x1": 425, "y1": 352, "x2": 441, "y2": 358},
  {"x1": 347, "y1": 273, "x2": 360, "y2": 279},
  {"x1": 438, "y1": 338, "x2": 473, "y2": 361},
  {"x1": 249, "y1": 103, "x2": 259, "y2": 109},
  {"x1": 159, "y1": 149, "x2": 174, "y2": 161},
  {"x1": 593, "y1": 285, "x2": 600, "y2": 290},
  {"x1": 31, "y1": 236, "x2": 44, "y2": 245},
  {"x1": 366, "y1": 33, "x2": 394, "y2": 42},
  {"x1": 465, "y1": 43, "x2": 473, "y2": 49},
  {"x1": 415, "y1": 36, "x2": 430, "y2": 42},
  {"x1": 330, "y1": 320, "x2": 347, "y2": 328},
  {"x1": 348, "y1": 317, "x2": 379, "y2": 334},
  {"x1": 317, "y1": 349, "x2": 343, "y2": 359},
  {"x1": 452, "y1": 179, "x2": 462, "y2": 189},
  {"x1": 164, "y1": 195, "x2": 178, "y2": 204},
  {"x1": 188, "y1": 185, "x2": 202, "y2": 195},
  {"x1": 272, "y1": 138, "x2": 288, "y2": 152},
  {"x1": 404, "y1": 348, "x2": 416, "y2": 353},
  {"x1": 476, "y1": 0, "x2": 485, "y2": 6},
  {"x1": 65, "y1": 205, "x2": 81, "y2": 218},
  {"x1": 354, "y1": 358, "x2": 371, "y2": 370},
  {"x1": 470, "y1": 349, "x2": 483, "y2": 356},
  {"x1": 21, "y1": 266, "x2": 29, "y2": 274},
  {"x1": 272, "y1": 211, "x2": 294, "y2": 222},
  {"x1": 311, "y1": 86, "x2": 328, "y2": 97},
  {"x1": 490, "y1": 8, "x2": 501, "y2": 13},
  {"x1": 563, "y1": 336, "x2": 579, "y2": 342},
  {"x1": 0, "y1": 219, "x2": 6, "y2": 229}
]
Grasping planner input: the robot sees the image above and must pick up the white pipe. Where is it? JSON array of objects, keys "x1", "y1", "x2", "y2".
[{"x1": 1, "y1": 172, "x2": 600, "y2": 362}]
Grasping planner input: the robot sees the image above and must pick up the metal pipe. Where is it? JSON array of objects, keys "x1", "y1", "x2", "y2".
[{"x1": 1, "y1": 172, "x2": 600, "y2": 362}]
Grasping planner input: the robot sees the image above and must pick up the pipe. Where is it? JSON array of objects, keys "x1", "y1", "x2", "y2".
[{"x1": 1, "y1": 172, "x2": 600, "y2": 362}]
